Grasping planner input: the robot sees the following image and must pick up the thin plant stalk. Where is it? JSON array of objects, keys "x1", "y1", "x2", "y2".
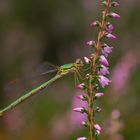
[{"x1": 89, "y1": 1, "x2": 111, "y2": 140}]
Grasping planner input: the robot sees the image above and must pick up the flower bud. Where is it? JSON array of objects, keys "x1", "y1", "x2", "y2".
[
  {"x1": 76, "y1": 95, "x2": 87, "y2": 101},
  {"x1": 106, "y1": 23, "x2": 114, "y2": 33},
  {"x1": 81, "y1": 121, "x2": 89, "y2": 127},
  {"x1": 94, "y1": 124, "x2": 102, "y2": 132},
  {"x1": 106, "y1": 33, "x2": 117, "y2": 40},
  {"x1": 108, "y1": 12, "x2": 121, "y2": 19},
  {"x1": 95, "y1": 106, "x2": 102, "y2": 112},
  {"x1": 94, "y1": 84, "x2": 99, "y2": 91},
  {"x1": 73, "y1": 107, "x2": 85, "y2": 113},
  {"x1": 84, "y1": 57, "x2": 91, "y2": 64},
  {"x1": 100, "y1": 55, "x2": 109, "y2": 66},
  {"x1": 111, "y1": 2, "x2": 119, "y2": 7},
  {"x1": 86, "y1": 40, "x2": 95, "y2": 46},
  {"x1": 102, "y1": 1, "x2": 107, "y2": 6},
  {"x1": 95, "y1": 92, "x2": 104, "y2": 99},
  {"x1": 85, "y1": 73, "x2": 90, "y2": 79},
  {"x1": 77, "y1": 83, "x2": 86, "y2": 90},
  {"x1": 94, "y1": 124, "x2": 102, "y2": 135},
  {"x1": 77, "y1": 137, "x2": 87, "y2": 140},
  {"x1": 73, "y1": 107, "x2": 88, "y2": 114},
  {"x1": 91, "y1": 21, "x2": 101, "y2": 27}
]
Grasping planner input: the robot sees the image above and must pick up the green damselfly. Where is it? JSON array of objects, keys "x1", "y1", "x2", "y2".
[{"x1": 0, "y1": 59, "x2": 83, "y2": 116}]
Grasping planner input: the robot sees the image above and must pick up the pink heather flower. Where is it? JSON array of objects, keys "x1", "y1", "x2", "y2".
[
  {"x1": 77, "y1": 95, "x2": 87, "y2": 101},
  {"x1": 77, "y1": 137, "x2": 87, "y2": 140},
  {"x1": 91, "y1": 21, "x2": 100, "y2": 27},
  {"x1": 110, "y1": 12, "x2": 121, "y2": 19},
  {"x1": 76, "y1": 95, "x2": 85, "y2": 100},
  {"x1": 94, "y1": 124, "x2": 102, "y2": 132},
  {"x1": 91, "y1": 21, "x2": 98, "y2": 27},
  {"x1": 70, "y1": 92, "x2": 88, "y2": 124},
  {"x1": 84, "y1": 57, "x2": 90, "y2": 64},
  {"x1": 95, "y1": 92, "x2": 104, "y2": 98},
  {"x1": 107, "y1": 24, "x2": 114, "y2": 33},
  {"x1": 102, "y1": 44, "x2": 113, "y2": 57},
  {"x1": 100, "y1": 55, "x2": 109, "y2": 66},
  {"x1": 80, "y1": 121, "x2": 88, "y2": 127},
  {"x1": 106, "y1": 33, "x2": 117, "y2": 40},
  {"x1": 73, "y1": 107, "x2": 84, "y2": 113},
  {"x1": 99, "y1": 75, "x2": 111, "y2": 88},
  {"x1": 77, "y1": 83, "x2": 86, "y2": 90},
  {"x1": 50, "y1": 93, "x2": 88, "y2": 139},
  {"x1": 99, "y1": 65, "x2": 109, "y2": 75},
  {"x1": 86, "y1": 40, "x2": 95, "y2": 46},
  {"x1": 112, "y1": 2, "x2": 119, "y2": 7},
  {"x1": 81, "y1": 121, "x2": 86, "y2": 125}
]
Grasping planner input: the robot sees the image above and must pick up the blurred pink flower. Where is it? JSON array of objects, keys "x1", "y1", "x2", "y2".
[
  {"x1": 4, "y1": 109, "x2": 24, "y2": 133},
  {"x1": 50, "y1": 92, "x2": 88, "y2": 139},
  {"x1": 69, "y1": 92, "x2": 88, "y2": 127},
  {"x1": 111, "y1": 52, "x2": 138, "y2": 95},
  {"x1": 104, "y1": 109, "x2": 124, "y2": 140}
]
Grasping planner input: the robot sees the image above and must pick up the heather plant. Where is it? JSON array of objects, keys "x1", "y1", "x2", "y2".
[
  {"x1": 0, "y1": 0, "x2": 121, "y2": 140},
  {"x1": 73, "y1": 1, "x2": 120, "y2": 139}
]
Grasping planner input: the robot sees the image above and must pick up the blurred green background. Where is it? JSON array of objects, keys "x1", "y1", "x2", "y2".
[{"x1": 0, "y1": 0, "x2": 140, "y2": 140}]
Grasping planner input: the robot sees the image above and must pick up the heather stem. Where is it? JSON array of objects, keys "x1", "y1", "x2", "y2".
[{"x1": 88, "y1": 1, "x2": 111, "y2": 140}]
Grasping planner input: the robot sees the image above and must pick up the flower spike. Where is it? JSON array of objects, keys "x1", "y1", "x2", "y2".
[{"x1": 73, "y1": 0, "x2": 121, "y2": 139}]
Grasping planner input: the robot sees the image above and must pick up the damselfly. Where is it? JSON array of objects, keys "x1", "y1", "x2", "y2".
[{"x1": 0, "y1": 59, "x2": 83, "y2": 116}]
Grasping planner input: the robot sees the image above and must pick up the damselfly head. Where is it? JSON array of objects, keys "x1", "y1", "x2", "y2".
[{"x1": 75, "y1": 59, "x2": 84, "y2": 68}]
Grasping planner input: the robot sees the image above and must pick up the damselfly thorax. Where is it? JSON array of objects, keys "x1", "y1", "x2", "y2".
[{"x1": 57, "y1": 59, "x2": 83, "y2": 76}]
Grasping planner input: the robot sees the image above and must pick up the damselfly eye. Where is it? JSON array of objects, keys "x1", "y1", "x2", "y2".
[{"x1": 75, "y1": 59, "x2": 83, "y2": 65}]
